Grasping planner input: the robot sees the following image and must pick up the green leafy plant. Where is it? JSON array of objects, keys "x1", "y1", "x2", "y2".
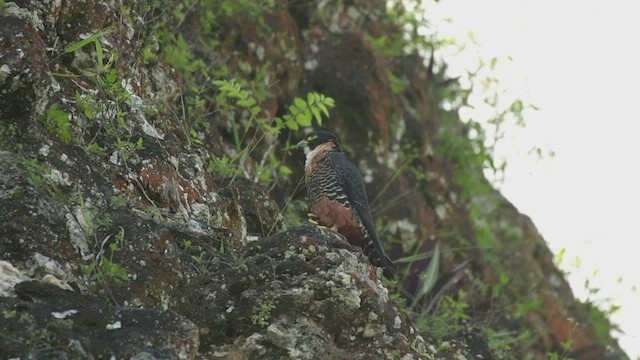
[
  {"x1": 546, "y1": 319, "x2": 576, "y2": 360},
  {"x1": 415, "y1": 288, "x2": 472, "y2": 341},
  {"x1": 180, "y1": 239, "x2": 222, "y2": 275},
  {"x1": 410, "y1": 244, "x2": 440, "y2": 310},
  {"x1": 68, "y1": 187, "x2": 127, "y2": 289},
  {"x1": 108, "y1": 194, "x2": 128, "y2": 209},
  {"x1": 71, "y1": 187, "x2": 112, "y2": 239},
  {"x1": 0, "y1": 123, "x2": 18, "y2": 145},
  {"x1": 41, "y1": 103, "x2": 73, "y2": 144},
  {"x1": 19, "y1": 312, "x2": 37, "y2": 325},
  {"x1": 583, "y1": 300, "x2": 621, "y2": 345},
  {"x1": 276, "y1": 92, "x2": 334, "y2": 131},
  {"x1": 487, "y1": 328, "x2": 535, "y2": 359},
  {"x1": 208, "y1": 155, "x2": 238, "y2": 178},
  {"x1": 81, "y1": 227, "x2": 128, "y2": 286},
  {"x1": 114, "y1": 137, "x2": 144, "y2": 161},
  {"x1": 251, "y1": 300, "x2": 276, "y2": 326},
  {"x1": 22, "y1": 158, "x2": 49, "y2": 190},
  {"x1": 48, "y1": 24, "x2": 149, "y2": 166},
  {"x1": 61, "y1": 26, "x2": 116, "y2": 81},
  {"x1": 212, "y1": 78, "x2": 334, "y2": 185},
  {"x1": 2, "y1": 310, "x2": 17, "y2": 319}
]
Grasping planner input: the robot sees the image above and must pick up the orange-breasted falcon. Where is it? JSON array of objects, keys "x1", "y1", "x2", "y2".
[{"x1": 297, "y1": 130, "x2": 397, "y2": 280}]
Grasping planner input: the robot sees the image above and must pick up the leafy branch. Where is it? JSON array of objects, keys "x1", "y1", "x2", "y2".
[{"x1": 211, "y1": 79, "x2": 334, "y2": 185}]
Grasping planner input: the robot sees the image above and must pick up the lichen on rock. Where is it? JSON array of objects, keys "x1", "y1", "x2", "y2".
[{"x1": 191, "y1": 226, "x2": 431, "y2": 359}]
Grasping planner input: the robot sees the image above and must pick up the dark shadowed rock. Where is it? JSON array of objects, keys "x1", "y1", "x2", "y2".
[
  {"x1": 0, "y1": 281, "x2": 199, "y2": 359},
  {"x1": 0, "y1": 3, "x2": 52, "y2": 121}
]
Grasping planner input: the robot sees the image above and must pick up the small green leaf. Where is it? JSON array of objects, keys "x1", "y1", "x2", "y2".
[
  {"x1": 105, "y1": 68, "x2": 117, "y2": 85},
  {"x1": 317, "y1": 103, "x2": 329, "y2": 118},
  {"x1": 279, "y1": 165, "x2": 293, "y2": 176},
  {"x1": 294, "y1": 97, "x2": 307, "y2": 110},
  {"x1": 510, "y1": 99, "x2": 523, "y2": 112},
  {"x1": 81, "y1": 262, "x2": 96, "y2": 276},
  {"x1": 311, "y1": 107, "x2": 322, "y2": 124},
  {"x1": 95, "y1": 40, "x2": 104, "y2": 69},
  {"x1": 411, "y1": 244, "x2": 440, "y2": 309},
  {"x1": 237, "y1": 98, "x2": 256, "y2": 108},
  {"x1": 296, "y1": 112, "x2": 312, "y2": 127},
  {"x1": 285, "y1": 117, "x2": 298, "y2": 130},
  {"x1": 258, "y1": 169, "x2": 273, "y2": 183}
]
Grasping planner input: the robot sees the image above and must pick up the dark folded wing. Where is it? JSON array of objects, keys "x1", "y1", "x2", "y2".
[{"x1": 328, "y1": 151, "x2": 397, "y2": 279}]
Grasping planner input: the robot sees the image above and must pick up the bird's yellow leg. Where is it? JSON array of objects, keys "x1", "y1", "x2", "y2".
[
  {"x1": 307, "y1": 213, "x2": 320, "y2": 225},
  {"x1": 308, "y1": 213, "x2": 339, "y2": 232}
]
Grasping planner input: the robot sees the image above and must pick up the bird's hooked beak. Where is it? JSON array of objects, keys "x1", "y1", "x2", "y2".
[
  {"x1": 296, "y1": 139, "x2": 307, "y2": 150},
  {"x1": 296, "y1": 139, "x2": 310, "y2": 156}
]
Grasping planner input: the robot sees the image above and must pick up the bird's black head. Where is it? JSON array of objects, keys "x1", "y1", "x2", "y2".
[{"x1": 296, "y1": 130, "x2": 341, "y2": 153}]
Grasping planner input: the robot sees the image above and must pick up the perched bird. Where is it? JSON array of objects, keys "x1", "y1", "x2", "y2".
[{"x1": 296, "y1": 130, "x2": 397, "y2": 280}]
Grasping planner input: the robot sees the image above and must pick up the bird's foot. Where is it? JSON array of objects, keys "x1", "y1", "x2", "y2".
[
  {"x1": 307, "y1": 213, "x2": 320, "y2": 225},
  {"x1": 307, "y1": 213, "x2": 338, "y2": 232}
]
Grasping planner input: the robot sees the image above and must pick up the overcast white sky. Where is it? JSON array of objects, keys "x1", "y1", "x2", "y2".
[{"x1": 421, "y1": 0, "x2": 640, "y2": 357}]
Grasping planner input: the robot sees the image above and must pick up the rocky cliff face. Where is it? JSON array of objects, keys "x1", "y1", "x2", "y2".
[{"x1": 0, "y1": 1, "x2": 627, "y2": 359}]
